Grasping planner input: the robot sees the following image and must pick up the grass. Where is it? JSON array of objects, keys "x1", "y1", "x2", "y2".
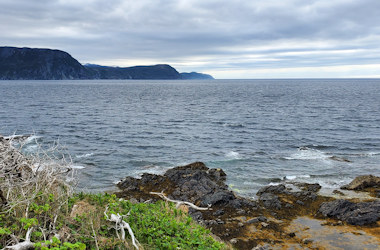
[{"x1": 0, "y1": 137, "x2": 226, "y2": 249}]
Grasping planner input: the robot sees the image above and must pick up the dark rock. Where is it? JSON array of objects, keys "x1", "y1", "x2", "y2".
[
  {"x1": 319, "y1": 199, "x2": 380, "y2": 225},
  {"x1": 252, "y1": 244, "x2": 270, "y2": 250},
  {"x1": 294, "y1": 191, "x2": 318, "y2": 201},
  {"x1": 329, "y1": 156, "x2": 352, "y2": 162},
  {"x1": 246, "y1": 216, "x2": 268, "y2": 224},
  {"x1": 213, "y1": 210, "x2": 225, "y2": 216},
  {"x1": 259, "y1": 193, "x2": 282, "y2": 210},
  {"x1": 296, "y1": 183, "x2": 321, "y2": 192},
  {"x1": 288, "y1": 232, "x2": 296, "y2": 238},
  {"x1": 257, "y1": 184, "x2": 286, "y2": 196},
  {"x1": 189, "y1": 210, "x2": 203, "y2": 222},
  {"x1": 285, "y1": 203, "x2": 294, "y2": 208},
  {"x1": 296, "y1": 200, "x2": 304, "y2": 205},
  {"x1": 200, "y1": 191, "x2": 235, "y2": 206},
  {"x1": 332, "y1": 190, "x2": 345, "y2": 196},
  {"x1": 341, "y1": 175, "x2": 380, "y2": 190},
  {"x1": 116, "y1": 176, "x2": 139, "y2": 191}
]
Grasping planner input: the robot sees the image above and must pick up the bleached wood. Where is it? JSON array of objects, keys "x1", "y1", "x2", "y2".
[{"x1": 149, "y1": 191, "x2": 212, "y2": 210}]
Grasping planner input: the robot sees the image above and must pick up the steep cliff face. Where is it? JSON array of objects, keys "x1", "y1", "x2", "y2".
[
  {"x1": 85, "y1": 64, "x2": 181, "y2": 79},
  {"x1": 0, "y1": 47, "x2": 89, "y2": 80}
]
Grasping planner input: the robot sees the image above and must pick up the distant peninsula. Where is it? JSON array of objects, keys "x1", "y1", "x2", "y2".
[{"x1": 0, "y1": 46, "x2": 214, "y2": 80}]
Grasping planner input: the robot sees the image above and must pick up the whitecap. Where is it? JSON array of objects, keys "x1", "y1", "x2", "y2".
[
  {"x1": 225, "y1": 151, "x2": 241, "y2": 159},
  {"x1": 284, "y1": 148, "x2": 328, "y2": 160},
  {"x1": 268, "y1": 182, "x2": 281, "y2": 186},
  {"x1": 285, "y1": 174, "x2": 311, "y2": 180},
  {"x1": 285, "y1": 175, "x2": 297, "y2": 180},
  {"x1": 75, "y1": 153, "x2": 94, "y2": 159},
  {"x1": 135, "y1": 165, "x2": 169, "y2": 176},
  {"x1": 24, "y1": 135, "x2": 42, "y2": 144},
  {"x1": 70, "y1": 165, "x2": 85, "y2": 169}
]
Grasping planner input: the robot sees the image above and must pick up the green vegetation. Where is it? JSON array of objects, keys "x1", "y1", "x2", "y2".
[
  {"x1": 1, "y1": 191, "x2": 225, "y2": 249},
  {"x1": 0, "y1": 138, "x2": 226, "y2": 249}
]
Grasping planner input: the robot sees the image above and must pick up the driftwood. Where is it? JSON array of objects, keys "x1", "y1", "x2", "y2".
[
  {"x1": 104, "y1": 207, "x2": 139, "y2": 249},
  {"x1": 1, "y1": 135, "x2": 76, "y2": 249},
  {"x1": 5, "y1": 227, "x2": 34, "y2": 250},
  {"x1": 149, "y1": 191, "x2": 212, "y2": 210}
]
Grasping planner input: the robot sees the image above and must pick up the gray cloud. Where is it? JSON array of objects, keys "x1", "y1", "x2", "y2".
[{"x1": 1, "y1": 0, "x2": 380, "y2": 78}]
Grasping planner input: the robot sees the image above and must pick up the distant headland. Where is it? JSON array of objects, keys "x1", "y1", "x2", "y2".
[{"x1": 0, "y1": 46, "x2": 214, "y2": 80}]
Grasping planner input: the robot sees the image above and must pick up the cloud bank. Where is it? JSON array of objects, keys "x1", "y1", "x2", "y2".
[{"x1": 1, "y1": 0, "x2": 380, "y2": 78}]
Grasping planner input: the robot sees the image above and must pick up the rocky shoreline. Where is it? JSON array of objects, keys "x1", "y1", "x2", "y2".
[{"x1": 116, "y1": 162, "x2": 380, "y2": 249}]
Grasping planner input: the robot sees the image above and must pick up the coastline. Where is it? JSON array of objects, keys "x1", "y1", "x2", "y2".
[
  {"x1": 115, "y1": 161, "x2": 380, "y2": 249},
  {"x1": 1, "y1": 134, "x2": 379, "y2": 249}
]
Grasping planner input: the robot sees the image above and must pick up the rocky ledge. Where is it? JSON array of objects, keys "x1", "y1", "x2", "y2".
[{"x1": 115, "y1": 162, "x2": 380, "y2": 249}]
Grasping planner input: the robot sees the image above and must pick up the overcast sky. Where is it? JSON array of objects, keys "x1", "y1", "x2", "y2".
[{"x1": 1, "y1": 0, "x2": 380, "y2": 79}]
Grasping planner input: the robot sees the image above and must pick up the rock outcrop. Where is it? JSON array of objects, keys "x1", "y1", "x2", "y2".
[
  {"x1": 341, "y1": 175, "x2": 380, "y2": 190},
  {"x1": 319, "y1": 199, "x2": 380, "y2": 225},
  {"x1": 116, "y1": 162, "x2": 380, "y2": 249}
]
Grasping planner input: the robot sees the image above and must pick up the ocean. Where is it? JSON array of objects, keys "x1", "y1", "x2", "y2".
[{"x1": 1, "y1": 79, "x2": 380, "y2": 198}]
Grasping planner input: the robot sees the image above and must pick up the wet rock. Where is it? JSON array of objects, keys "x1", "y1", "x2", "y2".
[
  {"x1": 319, "y1": 199, "x2": 380, "y2": 225},
  {"x1": 246, "y1": 216, "x2": 268, "y2": 224},
  {"x1": 332, "y1": 190, "x2": 345, "y2": 196},
  {"x1": 341, "y1": 175, "x2": 380, "y2": 190},
  {"x1": 200, "y1": 190, "x2": 235, "y2": 206},
  {"x1": 252, "y1": 243, "x2": 270, "y2": 250},
  {"x1": 189, "y1": 210, "x2": 203, "y2": 221},
  {"x1": 116, "y1": 176, "x2": 139, "y2": 191},
  {"x1": 259, "y1": 193, "x2": 282, "y2": 210},
  {"x1": 329, "y1": 156, "x2": 351, "y2": 162},
  {"x1": 213, "y1": 209, "x2": 225, "y2": 216},
  {"x1": 257, "y1": 184, "x2": 286, "y2": 196},
  {"x1": 296, "y1": 200, "x2": 304, "y2": 205},
  {"x1": 296, "y1": 183, "x2": 321, "y2": 193}
]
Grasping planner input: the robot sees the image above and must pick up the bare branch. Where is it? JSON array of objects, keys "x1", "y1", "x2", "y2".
[
  {"x1": 104, "y1": 207, "x2": 139, "y2": 249},
  {"x1": 149, "y1": 191, "x2": 212, "y2": 211}
]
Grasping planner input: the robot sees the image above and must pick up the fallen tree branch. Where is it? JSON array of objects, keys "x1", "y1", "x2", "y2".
[
  {"x1": 104, "y1": 207, "x2": 139, "y2": 249},
  {"x1": 149, "y1": 191, "x2": 212, "y2": 211},
  {"x1": 5, "y1": 227, "x2": 34, "y2": 250}
]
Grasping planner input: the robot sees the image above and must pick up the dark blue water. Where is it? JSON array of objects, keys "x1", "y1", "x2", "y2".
[{"x1": 1, "y1": 79, "x2": 380, "y2": 198}]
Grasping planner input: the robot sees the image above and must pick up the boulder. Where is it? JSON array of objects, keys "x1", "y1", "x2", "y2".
[
  {"x1": 117, "y1": 162, "x2": 247, "y2": 208},
  {"x1": 319, "y1": 199, "x2": 380, "y2": 225},
  {"x1": 341, "y1": 175, "x2": 380, "y2": 191}
]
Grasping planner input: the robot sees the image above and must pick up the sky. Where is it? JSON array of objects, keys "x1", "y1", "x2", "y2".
[{"x1": 1, "y1": 0, "x2": 380, "y2": 79}]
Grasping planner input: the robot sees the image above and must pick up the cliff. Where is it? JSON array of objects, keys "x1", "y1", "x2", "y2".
[
  {"x1": 0, "y1": 46, "x2": 214, "y2": 80},
  {"x1": 0, "y1": 47, "x2": 89, "y2": 80}
]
